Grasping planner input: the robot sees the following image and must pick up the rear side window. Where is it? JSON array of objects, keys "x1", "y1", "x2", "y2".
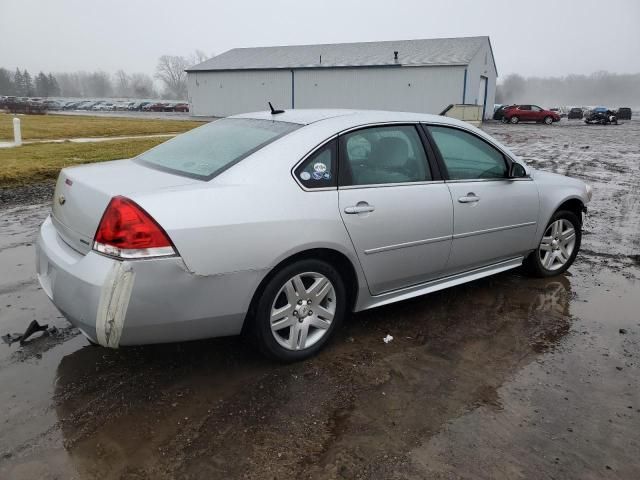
[
  {"x1": 136, "y1": 118, "x2": 301, "y2": 180},
  {"x1": 339, "y1": 125, "x2": 431, "y2": 186},
  {"x1": 294, "y1": 139, "x2": 337, "y2": 189},
  {"x1": 428, "y1": 126, "x2": 507, "y2": 180}
]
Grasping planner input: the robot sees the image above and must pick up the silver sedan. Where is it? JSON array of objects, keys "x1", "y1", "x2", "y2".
[{"x1": 36, "y1": 110, "x2": 592, "y2": 361}]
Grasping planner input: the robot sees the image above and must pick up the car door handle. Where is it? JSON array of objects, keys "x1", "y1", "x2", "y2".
[
  {"x1": 344, "y1": 203, "x2": 375, "y2": 214},
  {"x1": 458, "y1": 193, "x2": 480, "y2": 203}
]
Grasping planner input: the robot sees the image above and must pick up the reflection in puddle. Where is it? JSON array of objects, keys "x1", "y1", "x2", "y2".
[{"x1": 46, "y1": 273, "x2": 575, "y2": 479}]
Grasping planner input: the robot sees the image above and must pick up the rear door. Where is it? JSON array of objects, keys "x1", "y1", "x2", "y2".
[
  {"x1": 531, "y1": 105, "x2": 544, "y2": 121},
  {"x1": 425, "y1": 124, "x2": 539, "y2": 274},
  {"x1": 338, "y1": 124, "x2": 453, "y2": 295},
  {"x1": 518, "y1": 105, "x2": 532, "y2": 121}
]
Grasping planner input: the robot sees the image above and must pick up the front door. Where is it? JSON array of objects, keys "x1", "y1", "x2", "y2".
[
  {"x1": 338, "y1": 124, "x2": 453, "y2": 295},
  {"x1": 426, "y1": 124, "x2": 539, "y2": 273}
]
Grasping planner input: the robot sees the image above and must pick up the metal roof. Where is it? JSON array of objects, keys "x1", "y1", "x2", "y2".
[{"x1": 187, "y1": 36, "x2": 491, "y2": 72}]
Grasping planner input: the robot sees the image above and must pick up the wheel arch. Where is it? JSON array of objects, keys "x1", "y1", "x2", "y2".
[
  {"x1": 241, "y1": 247, "x2": 361, "y2": 335},
  {"x1": 554, "y1": 197, "x2": 586, "y2": 225}
]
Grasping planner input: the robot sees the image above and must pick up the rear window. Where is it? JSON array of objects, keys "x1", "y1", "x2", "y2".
[{"x1": 136, "y1": 118, "x2": 301, "y2": 180}]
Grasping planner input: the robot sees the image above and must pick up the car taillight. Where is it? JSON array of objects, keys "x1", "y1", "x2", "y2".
[{"x1": 93, "y1": 196, "x2": 177, "y2": 259}]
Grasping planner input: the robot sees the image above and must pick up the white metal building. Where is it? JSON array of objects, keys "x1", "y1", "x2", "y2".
[{"x1": 186, "y1": 36, "x2": 497, "y2": 119}]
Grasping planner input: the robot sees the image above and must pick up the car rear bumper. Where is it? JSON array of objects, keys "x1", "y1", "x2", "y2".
[{"x1": 36, "y1": 216, "x2": 264, "y2": 347}]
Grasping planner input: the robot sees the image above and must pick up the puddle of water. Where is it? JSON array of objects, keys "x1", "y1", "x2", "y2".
[{"x1": 0, "y1": 120, "x2": 638, "y2": 479}]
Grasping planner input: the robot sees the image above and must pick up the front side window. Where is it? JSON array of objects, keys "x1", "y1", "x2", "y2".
[
  {"x1": 339, "y1": 125, "x2": 431, "y2": 186},
  {"x1": 428, "y1": 126, "x2": 508, "y2": 180},
  {"x1": 294, "y1": 139, "x2": 336, "y2": 189},
  {"x1": 519, "y1": 105, "x2": 531, "y2": 110},
  {"x1": 531, "y1": 105, "x2": 542, "y2": 112},
  {"x1": 136, "y1": 118, "x2": 301, "y2": 180}
]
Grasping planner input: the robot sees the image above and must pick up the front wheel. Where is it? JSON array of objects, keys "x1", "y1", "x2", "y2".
[
  {"x1": 544, "y1": 116, "x2": 553, "y2": 125},
  {"x1": 254, "y1": 259, "x2": 346, "y2": 362},
  {"x1": 524, "y1": 210, "x2": 581, "y2": 277},
  {"x1": 510, "y1": 116, "x2": 520, "y2": 124}
]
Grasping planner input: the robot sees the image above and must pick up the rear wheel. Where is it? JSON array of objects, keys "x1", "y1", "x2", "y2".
[
  {"x1": 544, "y1": 116, "x2": 553, "y2": 125},
  {"x1": 254, "y1": 259, "x2": 346, "y2": 362},
  {"x1": 510, "y1": 116, "x2": 520, "y2": 124},
  {"x1": 524, "y1": 210, "x2": 581, "y2": 277}
]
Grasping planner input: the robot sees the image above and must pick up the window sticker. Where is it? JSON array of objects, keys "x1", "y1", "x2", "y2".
[
  {"x1": 311, "y1": 171, "x2": 324, "y2": 180},
  {"x1": 300, "y1": 171, "x2": 311, "y2": 181},
  {"x1": 313, "y1": 162, "x2": 327, "y2": 173}
]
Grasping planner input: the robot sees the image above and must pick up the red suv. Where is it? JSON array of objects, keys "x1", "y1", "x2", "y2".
[{"x1": 502, "y1": 105, "x2": 561, "y2": 125}]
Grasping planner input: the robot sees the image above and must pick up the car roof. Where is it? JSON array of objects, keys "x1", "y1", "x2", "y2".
[{"x1": 231, "y1": 108, "x2": 470, "y2": 129}]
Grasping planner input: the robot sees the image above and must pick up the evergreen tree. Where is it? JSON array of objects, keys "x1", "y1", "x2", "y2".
[
  {"x1": 14, "y1": 68, "x2": 25, "y2": 96},
  {"x1": 23, "y1": 70, "x2": 34, "y2": 96},
  {"x1": 0, "y1": 68, "x2": 14, "y2": 95},
  {"x1": 48, "y1": 73, "x2": 60, "y2": 96},
  {"x1": 35, "y1": 71, "x2": 49, "y2": 97}
]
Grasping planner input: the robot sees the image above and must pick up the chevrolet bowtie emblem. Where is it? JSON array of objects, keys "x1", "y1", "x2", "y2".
[{"x1": 58, "y1": 195, "x2": 66, "y2": 205}]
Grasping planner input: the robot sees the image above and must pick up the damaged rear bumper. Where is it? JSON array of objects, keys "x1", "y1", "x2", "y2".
[{"x1": 36, "y1": 216, "x2": 263, "y2": 347}]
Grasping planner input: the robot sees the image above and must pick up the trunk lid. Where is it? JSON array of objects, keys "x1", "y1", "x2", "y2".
[{"x1": 52, "y1": 159, "x2": 198, "y2": 254}]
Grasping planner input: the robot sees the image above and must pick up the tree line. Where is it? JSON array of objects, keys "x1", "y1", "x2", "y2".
[
  {"x1": 0, "y1": 69, "x2": 60, "y2": 97},
  {"x1": 496, "y1": 71, "x2": 640, "y2": 107},
  {"x1": 0, "y1": 50, "x2": 211, "y2": 100}
]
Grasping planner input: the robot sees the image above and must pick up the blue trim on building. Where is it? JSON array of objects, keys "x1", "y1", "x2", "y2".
[
  {"x1": 481, "y1": 75, "x2": 488, "y2": 120},
  {"x1": 291, "y1": 70, "x2": 295, "y2": 108},
  {"x1": 462, "y1": 68, "x2": 467, "y2": 103}
]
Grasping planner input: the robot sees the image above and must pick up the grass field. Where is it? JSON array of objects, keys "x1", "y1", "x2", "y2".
[
  {"x1": 0, "y1": 113, "x2": 204, "y2": 141},
  {"x1": 0, "y1": 113, "x2": 206, "y2": 187},
  {"x1": 0, "y1": 137, "x2": 172, "y2": 187}
]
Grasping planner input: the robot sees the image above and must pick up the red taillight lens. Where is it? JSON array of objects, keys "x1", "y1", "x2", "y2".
[{"x1": 93, "y1": 196, "x2": 176, "y2": 259}]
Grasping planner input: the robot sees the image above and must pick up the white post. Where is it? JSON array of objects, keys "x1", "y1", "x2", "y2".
[{"x1": 13, "y1": 117, "x2": 22, "y2": 146}]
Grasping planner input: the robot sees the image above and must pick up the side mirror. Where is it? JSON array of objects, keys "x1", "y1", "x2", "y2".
[{"x1": 508, "y1": 162, "x2": 527, "y2": 179}]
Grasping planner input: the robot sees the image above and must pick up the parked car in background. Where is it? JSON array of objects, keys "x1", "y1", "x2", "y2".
[
  {"x1": 550, "y1": 108, "x2": 567, "y2": 118},
  {"x1": 502, "y1": 105, "x2": 561, "y2": 125},
  {"x1": 493, "y1": 104, "x2": 509, "y2": 121},
  {"x1": 174, "y1": 103, "x2": 190, "y2": 112},
  {"x1": 77, "y1": 101, "x2": 99, "y2": 110},
  {"x1": 584, "y1": 107, "x2": 618, "y2": 125},
  {"x1": 92, "y1": 103, "x2": 115, "y2": 111},
  {"x1": 113, "y1": 101, "x2": 134, "y2": 111},
  {"x1": 62, "y1": 101, "x2": 83, "y2": 110},
  {"x1": 43, "y1": 100, "x2": 63, "y2": 111},
  {"x1": 37, "y1": 109, "x2": 592, "y2": 361},
  {"x1": 567, "y1": 108, "x2": 584, "y2": 119},
  {"x1": 616, "y1": 107, "x2": 632, "y2": 120},
  {"x1": 144, "y1": 102, "x2": 168, "y2": 112}
]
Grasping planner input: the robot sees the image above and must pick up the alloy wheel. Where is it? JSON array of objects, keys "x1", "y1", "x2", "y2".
[
  {"x1": 538, "y1": 219, "x2": 576, "y2": 271},
  {"x1": 270, "y1": 272, "x2": 336, "y2": 351}
]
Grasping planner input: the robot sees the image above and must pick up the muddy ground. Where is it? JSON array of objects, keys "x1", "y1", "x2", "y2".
[{"x1": 0, "y1": 119, "x2": 638, "y2": 479}]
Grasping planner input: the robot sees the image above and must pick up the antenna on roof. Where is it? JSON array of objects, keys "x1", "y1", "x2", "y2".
[{"x1": 268, "y1": 102, "x2": 285, "y2": 115}]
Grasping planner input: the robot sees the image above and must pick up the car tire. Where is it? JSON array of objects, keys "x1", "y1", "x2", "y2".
[
  {"x1": 544, "y1": 116, "x2": 553, "y2": 125},
  {"x1": 523, "y1": 210, "x2": 581, "y2": 278},
  {"x1": 510, "y1": 116, "x2": 520, "y2": 124},
  {"x1": 253, "y1": 259, "x2": 347, "y2": 362}
]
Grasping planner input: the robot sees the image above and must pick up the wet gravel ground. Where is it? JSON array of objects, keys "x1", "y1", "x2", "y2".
[{"x1": 0, "y1": 119, "x2": 639, "y2": 479}]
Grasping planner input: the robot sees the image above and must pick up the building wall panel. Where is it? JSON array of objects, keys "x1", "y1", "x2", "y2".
[
  {"x1": 294, "y1": 66, "x2": 464, "y2": 114},
  {"x1": 187, "y1": 70, "x2": 292, "y2": 117}
]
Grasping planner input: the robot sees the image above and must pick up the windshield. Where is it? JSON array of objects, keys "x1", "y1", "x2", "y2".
[{"x1": 136, "y1": 118, "x2": 301, "y2": 180}]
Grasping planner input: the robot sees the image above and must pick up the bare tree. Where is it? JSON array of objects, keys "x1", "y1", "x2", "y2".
[
  {"x1": 130, "y1": 73, "x2": 156, "y2": 98},
  {"x1": 155, "y1": 55, "x2": 189, "y2": 100},
  {"x1": 191, "y1": 49, "x2": 209, "y2": 65},
  {"x1": 115, "y1": 69, "x2": 130, "y2": 97}
]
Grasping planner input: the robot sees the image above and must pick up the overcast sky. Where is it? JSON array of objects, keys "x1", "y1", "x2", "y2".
[{"x1": 1, "y1": 0, "x2": 639, "y2": 79}]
